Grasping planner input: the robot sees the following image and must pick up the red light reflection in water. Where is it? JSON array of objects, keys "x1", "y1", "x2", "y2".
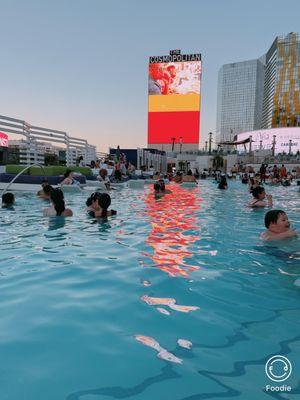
[{"x1": 143, "y1": 184, "x2": 202, "y2": 277}]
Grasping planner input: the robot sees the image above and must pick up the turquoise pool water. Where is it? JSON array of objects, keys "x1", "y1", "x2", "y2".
[{"x1": 0, "y1": 181, "x2": 299, "y2": 399}]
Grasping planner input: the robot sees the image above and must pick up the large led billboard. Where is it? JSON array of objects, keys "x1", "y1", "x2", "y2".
[
  {"x1": 236, "y1": 127, "x2": 300, "y2": 154},
  {"x1": 148, "y1": 50, "x2": 201, "y2": 149},
  {"x1": 0, "y1": 132, "x2": 8, "y2": 147}
]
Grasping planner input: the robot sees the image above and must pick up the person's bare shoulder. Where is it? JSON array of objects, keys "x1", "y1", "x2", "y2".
[{"x1": 64, "y1": 209, "x2": 73, "y2": 217}]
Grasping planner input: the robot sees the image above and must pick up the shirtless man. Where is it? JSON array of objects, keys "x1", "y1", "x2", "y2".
[{"x1": 261, "y1": 210, "x2": 298, "y2": 241}]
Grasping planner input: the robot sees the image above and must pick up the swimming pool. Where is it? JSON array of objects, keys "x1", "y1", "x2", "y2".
[{"x1": 0, "y1": 181, "x2": 299, "y2": 399}]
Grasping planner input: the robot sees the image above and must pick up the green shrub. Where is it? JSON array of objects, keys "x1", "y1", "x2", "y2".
[{"x1": 5, "y1": 165, "x2": 92, "y2": 176}]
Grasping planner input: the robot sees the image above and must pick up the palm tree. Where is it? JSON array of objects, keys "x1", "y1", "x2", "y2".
[{"x1": 212, "y1": 154, "x2": 224, "y2": 170}]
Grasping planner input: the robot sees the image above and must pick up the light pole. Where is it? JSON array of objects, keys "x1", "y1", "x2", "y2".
[
  {"x1": 179, "y1": 136, "x2": 183, "y2": 154},
  {"x1": 272, "y1": 135, "x2": 276, "y2": 156},
  {"x1": 208, "y1": 132, "x2": 212, "y2": 155},
  {"x1": 171, "y1": 137, "x2": 176, "y2": 152}
]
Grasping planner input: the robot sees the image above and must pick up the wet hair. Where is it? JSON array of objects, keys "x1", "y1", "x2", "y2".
[
  {"x1": 158, "y1": 180, "x2": 165, "y2": 191},
  {"x1": 98, "y1": 193, "x2": 111, "y2": 217},
  {"x1": 252, "y1": 186, "x2": 265, "y2": 199},
  {"x1": 99, "y1": 168, "x2": 107, "y2": 177},
  {"x1": 50, "y1": 188, "x2": 66, "y2": 216},
  {"x1": 41, "y1": 178, "x2": 49, "y2": 187},
  {"x1": 86, "y1": 192, "x2": 101, "y2": 207},
  {"x1": 265, "y1": 210, "x2": 286, "y2": 228},
  {"x1": 43, "y1": 185, "x2": 53, "y2": 195},
  {"x1": 187, "y1": 170, "x2": 193, "y2": 176},
  {"x1": 218, "y1": 176, "x2": 227, "y2": 189},
  {"x1": 154, "y1": 183, "x2": 160, "y2": 192},
  {"x1": 2, "y1": 192, "x2": 14, "y2": 207},
  {"x1": 64, "y1": 169, "x2": 73, "y2": 178}
]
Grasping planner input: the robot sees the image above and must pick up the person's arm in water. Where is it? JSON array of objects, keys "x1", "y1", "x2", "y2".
[
  {"x1": 266, "y1": 194, "x2": 273, "y2": 207},
  {"x1": 261, "y1": 229, "x2": 298, "y2": 241},
  {"x1": 249, "y1": 200, "x2": 266, "y2": 207}
]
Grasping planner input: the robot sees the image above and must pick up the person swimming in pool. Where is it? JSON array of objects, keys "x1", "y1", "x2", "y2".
[
  {"x1": 218, "y1": 175, "x2": 228, "y2": 189},
  {"x1": 43, "y1": 188, "x2": 73, "y2": 217},
  {"x1": 86, "y1": 192, "x2": 117, "y2": 218},
  {"x1": 60, "y1": 170, "x2": 80, "y2": 186},
  {"x1": 154, "y1": 180, "x2": 172, "y2": 198},
  {"x1": 248, "y1": 186, "x2": 273, "y2": 208},
  {"x1": 37, "y1": 184, "x2": 54, "y2": 200},
  {"x1": 261, "y1": 210, "x2": 298, "y2": 241},
  {"x1": 1, "y1": 192, "x2": 15, "y2": 208}
]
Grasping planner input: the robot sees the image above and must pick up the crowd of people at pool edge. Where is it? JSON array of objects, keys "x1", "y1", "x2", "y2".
[{"x1": 1, "y1": 156, "x2": 300, "y2": 242}]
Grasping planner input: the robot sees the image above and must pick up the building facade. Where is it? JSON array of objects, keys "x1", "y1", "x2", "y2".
[
  {"x1": 216, "y1": 59, "x2": 265, "y2": 143},
  {"x1": 262, "y1": 32, "x2": 300, "y2": 129},
  {"x1": 0, "y1": 115, "x2": 97, "y2": 166},
  {"x1": 217, "y1": 33, "x2": 300, "y2": 145}
]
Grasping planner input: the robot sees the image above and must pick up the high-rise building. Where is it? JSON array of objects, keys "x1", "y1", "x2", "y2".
[
  {"x1": 262, "y1": 32, "x2": 300, "y2": 129},
  {"x1": 216, "y1": 59, "x2": 265, "y2": 143},
  {"x1": 217, "y1": 33, "x2": 300, "y2": 145}
]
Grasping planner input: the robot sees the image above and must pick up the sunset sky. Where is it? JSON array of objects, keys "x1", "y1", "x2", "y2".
[{"x1": 0, "y1": 0, "x2": 299, "y2": 152}]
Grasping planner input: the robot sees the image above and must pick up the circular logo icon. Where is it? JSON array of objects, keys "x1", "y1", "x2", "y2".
[{"x1": 265, "y1": 355, "x2": 292, "y2": 382}]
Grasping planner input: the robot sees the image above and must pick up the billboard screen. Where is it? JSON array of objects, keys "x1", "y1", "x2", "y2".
[
  {"x1": 0, "y1": 132, "x2": 8, "y2": 147},
  {"x1": 148, "y1": 51, "x2": 201, "y2": 147},
  {"x1": 236, "y1": 127, "x2": 300, "y2": 154}
]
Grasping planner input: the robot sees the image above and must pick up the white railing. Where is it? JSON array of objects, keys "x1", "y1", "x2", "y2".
[{"x1": 0, "y1": 114, "x2": 97, "y2": 166}]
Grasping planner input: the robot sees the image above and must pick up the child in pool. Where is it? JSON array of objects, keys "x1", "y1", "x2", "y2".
[{"x1": 261, "y1": 210, "x2": 298, "y2": 241}]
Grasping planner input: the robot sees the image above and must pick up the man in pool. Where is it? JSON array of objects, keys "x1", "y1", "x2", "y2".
[
  {"x1": 261, "y1": 210, "x2": 298, "y2": 241},
  {"x1": 1, "y1": 192, "x2": 15, "y2": 208}
]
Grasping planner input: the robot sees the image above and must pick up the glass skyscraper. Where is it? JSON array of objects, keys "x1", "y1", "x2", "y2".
[
  {"x1": 216, "y1": 59, "x2": 265, "y2": 143},
  {"x1": 262, "y1": 32, "x2": 300, "y2": 129},
  {"x1": 217, "y1": 32, "x2": 300, "y2": 143}
]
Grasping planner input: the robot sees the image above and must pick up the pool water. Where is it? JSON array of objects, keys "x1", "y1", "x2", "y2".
[{"x1": 0, "y1": 181, "x2": 299, "y2": 400}]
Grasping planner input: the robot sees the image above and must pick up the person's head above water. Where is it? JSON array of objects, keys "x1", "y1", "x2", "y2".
[
  {"x1": 2, "y1": 192, "x2": 14, "y2": 208},
  {"x1": 86, "y1": 192, "x2": 101, "y2": 207},
  {"x1": 64, "y1": 169, "x2": 73, "y2": 179},
  {"x1": 154, "y1": 183, "x2": 161, "y2": 193},
  {"x1": 50, "y1": 188, "x2": 66, "y2": 216},
  {"x1": 187, "y1": 170, "x2": 193, "y2": 176},
  {"x1": 86, "y1": 192, "x2": 111, "y2": 216},
  {"x1": 158, "y1": 179, "x2": 165, "y2": 191},
  {"x1": 252, "y1": 186, "x2": 265, "y2": 199},
  {"x1": 264, "y1": 210, "x2": 290, "y2": 233}
]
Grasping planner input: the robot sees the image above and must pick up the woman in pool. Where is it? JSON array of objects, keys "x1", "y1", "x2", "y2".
[
  {"x1": 43, "y1": 188, "x2": 73, "y2": 217},
  {"x1": 86, "y1": 192, "x2": 117, "y2": 218},
  {"x1": 61, "y1": 170, "x2": 80, "y2": 186},
  {"x1": 37, "y1": 184, "x2": 53, "y2": 200},
  {"x1": 153, "y1": 180, "x2": 172, "y2": 198},
  {"x1": 218, "y1": 176, "x2": 228, "y2": 189},
  {"x1": 261, "y1": 210, "x2": 298, "y2": 241},
  {"x1": 248, "y1": 186, "x2": 273, "y2": 208}
]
